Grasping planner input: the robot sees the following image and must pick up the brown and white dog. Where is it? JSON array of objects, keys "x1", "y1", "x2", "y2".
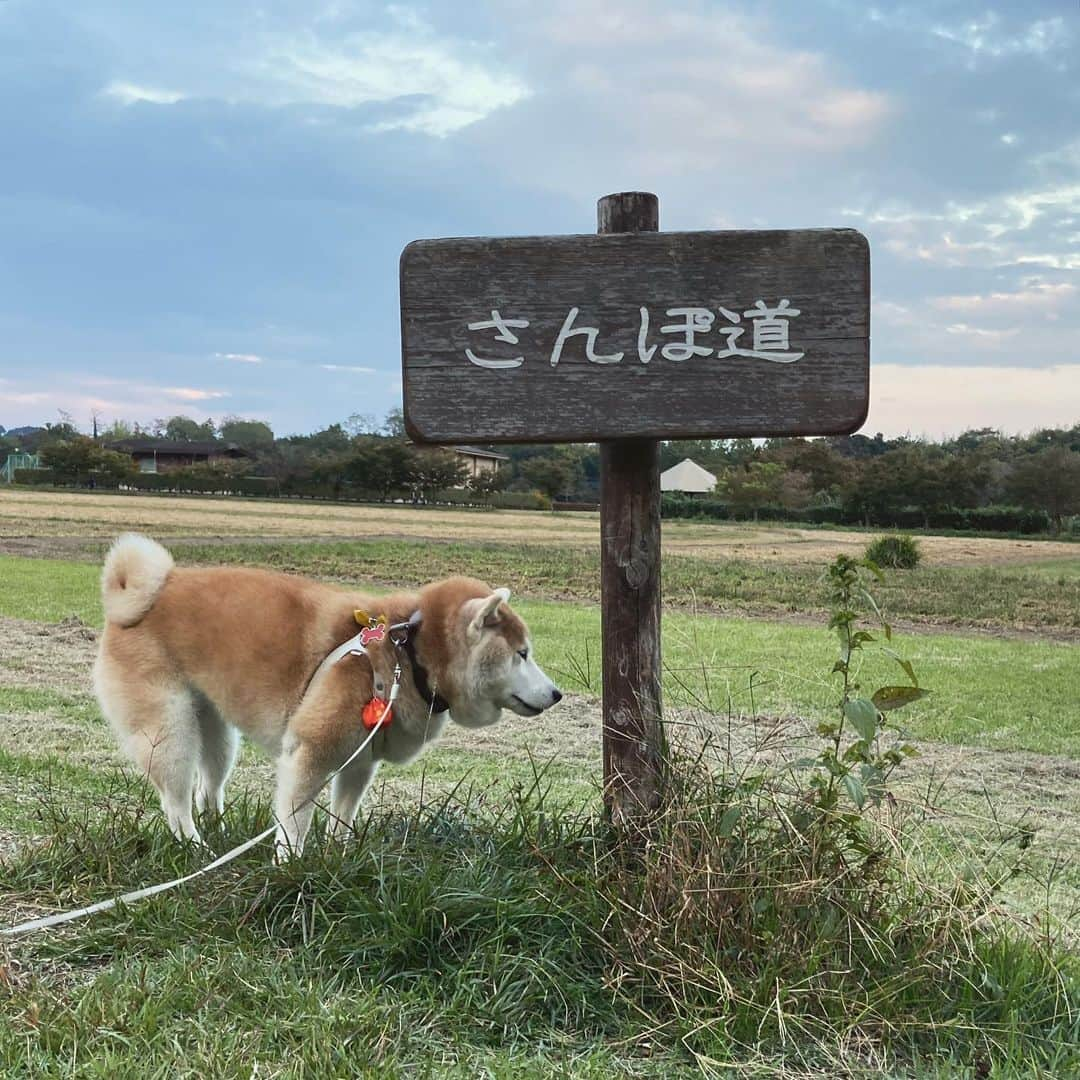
[{"x1": 93, "y1": 534, "x2": 562, "y2": 856}]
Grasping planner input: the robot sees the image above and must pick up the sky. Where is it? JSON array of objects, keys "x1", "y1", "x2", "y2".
[{"x1": 1, "y1": 0, "x2": 1078, "y2": 441}]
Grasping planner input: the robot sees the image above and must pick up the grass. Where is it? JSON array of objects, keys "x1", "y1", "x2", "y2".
[
  {"x1": 2, "y1": 542, "x2": 1078, "y2": 1077},
  {"x1": 171, "y1": 538, "x2": 1080, "y2": 631},
  {"x1": 2, "y1": 553, "x2": 1077, "y2": 757},
  {"x1": 2, "y1": 760, "x2": 1076, "y2": 1078}
]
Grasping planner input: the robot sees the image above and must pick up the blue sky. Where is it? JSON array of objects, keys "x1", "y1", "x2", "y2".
[{"x1": 1, "y1": 0, "x2": 1077, "y2": 439}]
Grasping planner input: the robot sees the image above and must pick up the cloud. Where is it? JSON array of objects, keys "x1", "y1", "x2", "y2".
[
  {"x1": 0, "y1": 390, "x2": 51, "y2": 406},
  {"x1": 253, "y1": 30, "x2": 529, "y2": 136},
  {"x1": 843, "y1": 171, "x2": 1080, "y2": 271},
  {"x1": 164, "y1": 387, "x2": 230, "y2": 401},
  {"x1": 0, "y1": 376, "x2": 234, "y2": 430},
  {"x1": 522, "y1": 0, "x2": 890, "y2": 161},
  {"x1": 865, "y1": 364, "x2": 1080, "y2": 439},
  {"x1": 929, "y1": 14, "x2": 1069, "y2": 61},
  {"x1": 216, "y1": 352, "x2": 264, "y2": 364},
  {"x1": 942, "y1": 323, "x2": 1020, "y2": 345},
  {"x1": 102, "y1": 81, "x2": 186, "y2": 106},
  {"x1": 932, "y1": 284, "x2": 1076, "y2": 317},
  {"x1": 98, "y1": 10, "x2": 528, "y2": 136},
  {"x1": 320, "y1": 364, "x2": 376, "y2": 374}
]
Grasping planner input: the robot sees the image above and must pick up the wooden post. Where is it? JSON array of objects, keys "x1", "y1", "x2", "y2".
[{"x1": 598, "y1": 192, "x2": 665, "y2": 822}]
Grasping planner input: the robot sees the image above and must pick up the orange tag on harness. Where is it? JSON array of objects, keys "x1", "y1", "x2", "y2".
[{"x1": 362, "y1": 697, "x2": 392, "y2": 731}]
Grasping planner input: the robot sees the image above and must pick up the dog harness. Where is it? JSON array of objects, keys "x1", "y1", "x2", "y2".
[{"x1": 306, "y1": 609, "x2": 449, "y2": 728}]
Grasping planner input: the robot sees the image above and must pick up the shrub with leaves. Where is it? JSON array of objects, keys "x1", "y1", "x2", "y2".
[{"x1": 864, "y1": 533, "x2": 922, "y2": 569}]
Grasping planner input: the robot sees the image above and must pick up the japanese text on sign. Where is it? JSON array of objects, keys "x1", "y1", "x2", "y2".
[{"x1": 464, "y1": 300, "x2": 803, "y2": 370}]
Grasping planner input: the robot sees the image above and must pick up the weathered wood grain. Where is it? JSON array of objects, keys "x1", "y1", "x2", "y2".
[
  {"x1": 401, "y1": 227, "x2": 869, "y2": 443},
  {"x1": 601, "y1": 436, "x2": 665, "y2": 820},
  {"x1": 597, "y1": 193, "x2": 665, "y2": 825}
]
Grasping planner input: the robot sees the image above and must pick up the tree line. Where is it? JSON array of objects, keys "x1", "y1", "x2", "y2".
[{"x1": 3, "y1": 410, "x2": 1079, "y2": 534}]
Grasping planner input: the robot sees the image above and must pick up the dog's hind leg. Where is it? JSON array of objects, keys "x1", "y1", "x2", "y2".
[
  {"x1": 106, "y1": 690, "x2": 204, "y2": 844},
  {"x1": 194, "y1": 698, "x2": 239, "y2": 818},
  {"x1": 95, "y1": 638, "x2": 204, "y2": 844}
]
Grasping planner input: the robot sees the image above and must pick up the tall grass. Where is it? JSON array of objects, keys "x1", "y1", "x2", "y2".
[{"x1": 3, "y1": 736, "x2": 1076, "y2": 1077}]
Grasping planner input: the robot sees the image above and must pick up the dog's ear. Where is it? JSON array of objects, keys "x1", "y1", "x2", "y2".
[{"x1": 467, "y1": 588, "x2": 511, "y2": 639}]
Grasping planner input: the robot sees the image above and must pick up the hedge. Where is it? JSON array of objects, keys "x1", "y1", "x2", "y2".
[
  {"x1": 6, "y1": 469, "x2": 1053, "y2": 533},
  {"x1": 658, "y1": 494, "x2": 1053, "y2": 534}
]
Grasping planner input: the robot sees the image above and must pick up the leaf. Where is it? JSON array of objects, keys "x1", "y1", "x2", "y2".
[
  {"x1": 859, "y1": 559, "x2": 885, "y2": 582},
  {"x1": 718, "y1": 805, "x2": 742, "y2": 838},
  {"x1": 860, "y1": 763, "x2": 886, "y2": 804},
  {"x1": 857, "y1": 586, "x2": 883, "y2": 622},
  {"x1": 883, "y1": 648, "x2": 918, "y2": 687},
  {"x1": 842, "y1": 772, "x2": 866, "y2": 809},
  {"x1": 844, "y1": 698, "x2": 879, "y2": 742},
  {"x1": 872, "y1": 686, "x2": 931, "y2": 712}
]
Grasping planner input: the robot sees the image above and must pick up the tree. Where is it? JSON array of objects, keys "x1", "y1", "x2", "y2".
[
  {"x1": 341, "y1": 439, "x2": 414, "y2": 500},
  {"x1": 218, "y1": 417, "x2": 274, "y2": 451},
  {"x1": 39, "y1": 437, "x2": 136, "y2": 485},
  {"x1": 294, "y1": 423, "x2": 352, "y2": 454},
  {"x1": 761, "y1": 438, "x2": 847, "y2": 498},
  {"x1": 101, "y1": 419, "x2": 135, "y2": 441},
  {"x1": 520, "y1": 455, "x2": 576, "y2": 499},
  {"x1": 467, "y1": 467, "x2": 508, "y2": 499},
  {"x1": 1005, "y1": 447, "x2": 1080, "y2": 533},
  {"x1": 409, "y1": 448, "x2": 467, "y2": 502},
  {"x1": 381, "y1": 408, "x2": 406, "y2": 439},
  {"x1": 95, "y1": 448, "x2": 139, "y2": 484},
  {"x1": 343, "y1": 413, "x2": 377, "y2": 437},
  {"x1": 718, "y1": 462, "x2": 786, "y2": 521},
  {"x1": 777, "y1": 469, "x2": 813, "y2": 511},
  {"x1": 39, "y1": 420, "x2": 80, "y2": 447},
  {"x1": 39, "y1": 437, "x2": 99, "y2": 480},
  {"x1": 164, "y1": 415, "x2": 217, "y2": 442}
]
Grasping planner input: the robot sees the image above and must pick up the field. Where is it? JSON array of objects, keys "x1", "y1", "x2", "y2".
[{"x1": 1, "y1": 490, "x2": 1078, "y2": 1077}]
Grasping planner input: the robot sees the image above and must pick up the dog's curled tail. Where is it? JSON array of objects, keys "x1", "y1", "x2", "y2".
[{"x1": 101, "y1": 534, "x2": 174, "y2": 627}]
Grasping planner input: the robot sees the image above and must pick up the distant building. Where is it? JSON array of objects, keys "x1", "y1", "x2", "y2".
[
  {"x1": 451, "y1": 445, "x2": 509, "y2": 479},
  {"x1": 107, "y1": 439, "x2": 251, "y2": 474},
  {"x1": 660, "y1": 458, "x2": 717, "y2": 494}
]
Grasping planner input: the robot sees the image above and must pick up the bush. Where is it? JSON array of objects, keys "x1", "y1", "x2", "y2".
[
  {"x1": 12, "y1": 468, "x2": 56, "y2": 485},
  {"x1": 865, "y1": 533, "x2": 922, "y2": 569},
  {"x1": 962, "y1": 505, "x2": 1051, "y2": 535},
  {"x1": 492, "y1": 490, "x2": 551, "y2": 510}
]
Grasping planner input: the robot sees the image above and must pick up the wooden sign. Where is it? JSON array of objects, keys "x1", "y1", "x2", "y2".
[{"x1": 400, "y1": 228, "x2": 869, "y2": 444}]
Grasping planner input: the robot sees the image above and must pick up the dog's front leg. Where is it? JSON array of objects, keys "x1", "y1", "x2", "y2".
[
  {"x1": 329, "y1": 752, "x2": 379, "y2": 841},
  {"x1": 273, "y1": 735, "x2": 326, "y2": 861}
]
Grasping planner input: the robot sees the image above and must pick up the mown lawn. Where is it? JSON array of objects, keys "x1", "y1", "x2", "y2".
[
  {"x1": 170, "y1": 537, "x2": 1080, "y2": 631},
  {"x1": 2, "y1": 553, "x2": 1077, "y2": 757}
]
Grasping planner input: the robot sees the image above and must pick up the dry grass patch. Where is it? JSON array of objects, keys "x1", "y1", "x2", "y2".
[{"x1": 3, "y1": 489, "x2": 1079, "y2": 568}]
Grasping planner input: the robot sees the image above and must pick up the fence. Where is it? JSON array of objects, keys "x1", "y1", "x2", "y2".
[{"x1": 1, "y1": 453, "x2": 40, "y2": 483}]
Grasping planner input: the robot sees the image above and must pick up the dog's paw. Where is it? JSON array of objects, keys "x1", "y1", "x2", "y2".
[{"x1": 273, "y1": 830, "x2": 301, "y2": 864}]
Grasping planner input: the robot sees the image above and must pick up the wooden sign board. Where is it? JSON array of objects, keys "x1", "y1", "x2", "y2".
[{"x1": 400, "y1": 228, "x2": 869, "y2": 444}]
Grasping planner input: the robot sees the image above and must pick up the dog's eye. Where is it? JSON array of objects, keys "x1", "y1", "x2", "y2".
[{"x1": 517, "y1": 649, "x2": 528, "y2": 660}]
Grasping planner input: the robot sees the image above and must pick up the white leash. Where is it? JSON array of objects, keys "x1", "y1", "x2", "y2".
[{"x1": 1, "y1": 635, "x2": 398, "y2": 939}]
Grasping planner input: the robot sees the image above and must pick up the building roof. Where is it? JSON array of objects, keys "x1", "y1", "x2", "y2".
[
  {"x1": 452, "y1": 445, "x2": 510, "y2": 461},
  {"x1": 107, "y1": 439, "x2": 251, "y2": 457},
  {"x1": 660, "y1": 458, "x2": 718, "y2": 493}
]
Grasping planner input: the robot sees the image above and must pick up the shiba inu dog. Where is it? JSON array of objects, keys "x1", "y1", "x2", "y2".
[{"x1": 93, "y1": 534, "x2": 562, "y2": 856}]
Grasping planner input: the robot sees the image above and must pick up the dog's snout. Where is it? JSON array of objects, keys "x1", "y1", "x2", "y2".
[{"x1": 551, "y1": 688, "x2": 563, "y2": 704}]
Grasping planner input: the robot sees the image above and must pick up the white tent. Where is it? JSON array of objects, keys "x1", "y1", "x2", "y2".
[{"x1": 660, "y1": 458, "x2": 717, "y2": 494}]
